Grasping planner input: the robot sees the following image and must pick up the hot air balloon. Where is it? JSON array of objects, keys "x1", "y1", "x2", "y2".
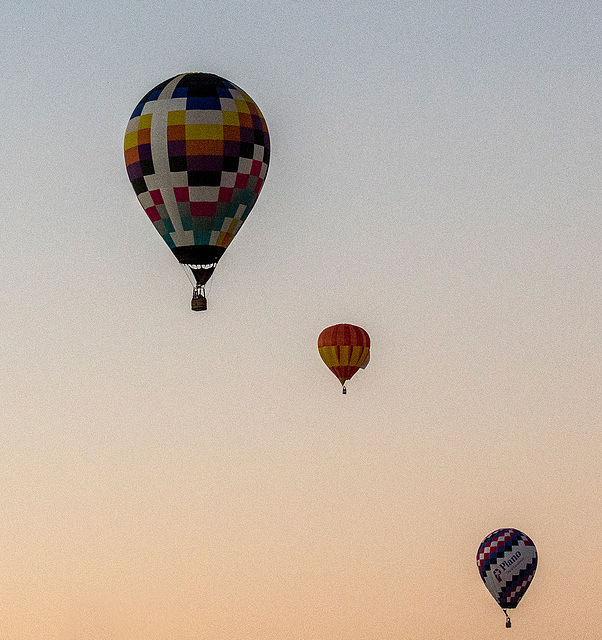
[
  {"x1": 124, "y1": 73, "x2": 270, "y2": 310},
  {"x1": 318, "y1": 324, "x2": 370, "y2": 394},
  {"x1": 476, "y1": 528, "x2": 537, "y2": 628}
]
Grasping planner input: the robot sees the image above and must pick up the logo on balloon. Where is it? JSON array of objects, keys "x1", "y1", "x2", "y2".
[{"x1": 498, "y1": 550, "x2": 523, "y2": 573}]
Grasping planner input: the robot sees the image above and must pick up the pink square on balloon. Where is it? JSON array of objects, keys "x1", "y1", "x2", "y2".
[
  {"x1": 146, "y1": 206, "x2": 161, "y2": 222},
  {"x1": 150, "y1": 189, "x2": 164, "y2": 205},
  {"x1": 218, "y1": 187, "x2": 234, "y2": 202},
  {"x1": 235, "y1": 173, "x2": 249, "y2": 189},
  {"x1": 174, "y1": 187, "x2": 190, "y2": 202},
  {"x1": 190, "y1": 201, "x2": 217, "y2": 216}
]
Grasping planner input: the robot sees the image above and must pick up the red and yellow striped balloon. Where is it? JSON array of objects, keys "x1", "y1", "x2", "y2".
[{"x1": 318, "y1": 324, "x2": 370, "y2": 392}]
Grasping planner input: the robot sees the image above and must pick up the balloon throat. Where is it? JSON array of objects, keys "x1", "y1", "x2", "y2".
[
  {"x1": 184, "y1": 262, "x2": 218, "y2": 311},
  {"x1": 188, "y1": 263, "x2": 217, "y2": 287}
]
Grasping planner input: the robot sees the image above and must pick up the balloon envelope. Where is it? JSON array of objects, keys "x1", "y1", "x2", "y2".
[
  {"x1": 124, "y1": 72, "x2": 270, "y2": 305},
  {"x1": 476, "y1": 528, "x2": 537, "y2": 610},
  {"x1": 318, "y1": 324, "x2": 370, "y2": 387}
]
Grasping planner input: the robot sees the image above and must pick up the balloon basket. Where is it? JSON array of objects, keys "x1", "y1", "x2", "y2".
[{"x1": 191, "y1": 295, "x2": 207, "y2": 311}]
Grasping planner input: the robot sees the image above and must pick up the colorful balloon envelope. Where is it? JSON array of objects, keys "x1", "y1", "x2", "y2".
[
  {"x1": 476, "y1": 528, "x2": 537, "y2": 627},
  {"x1": 124, "y1": 73, "x2": 270, "y2": 310},
  {"x1": 318, "y1": 324, "x2": 370, "y2": 394}
]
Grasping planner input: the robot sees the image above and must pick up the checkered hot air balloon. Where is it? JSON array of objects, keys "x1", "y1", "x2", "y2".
[
  {"x1": 124, "y1": 73, "x2": 270, "y2": 310},
  {"x1": 318, "y1": 324, "x2": 370, "y2": 394},
  {"x1": 476, "y1": 528, "x2": 538, "y2": 628}
]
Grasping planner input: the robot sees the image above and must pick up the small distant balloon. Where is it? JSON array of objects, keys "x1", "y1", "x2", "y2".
[
  {"x1": 124, "y1": 73, "x2": 270, "y2": 310},
  {"x1": 318, "y1": 324, "x2": 370, "y2": 394},
  {"x1": 476, "y1": 528, "x2": 538, "y2": 628}
]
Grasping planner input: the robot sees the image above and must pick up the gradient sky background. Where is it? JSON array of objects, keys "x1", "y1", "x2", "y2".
[{"x1": 1, "y1": 1, "x2": 601, "y2": 638}]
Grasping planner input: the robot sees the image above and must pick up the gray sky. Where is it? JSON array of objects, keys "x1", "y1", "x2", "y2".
[{"x1": 0, "y1": 1, "x2": 601, "y2": 638}]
